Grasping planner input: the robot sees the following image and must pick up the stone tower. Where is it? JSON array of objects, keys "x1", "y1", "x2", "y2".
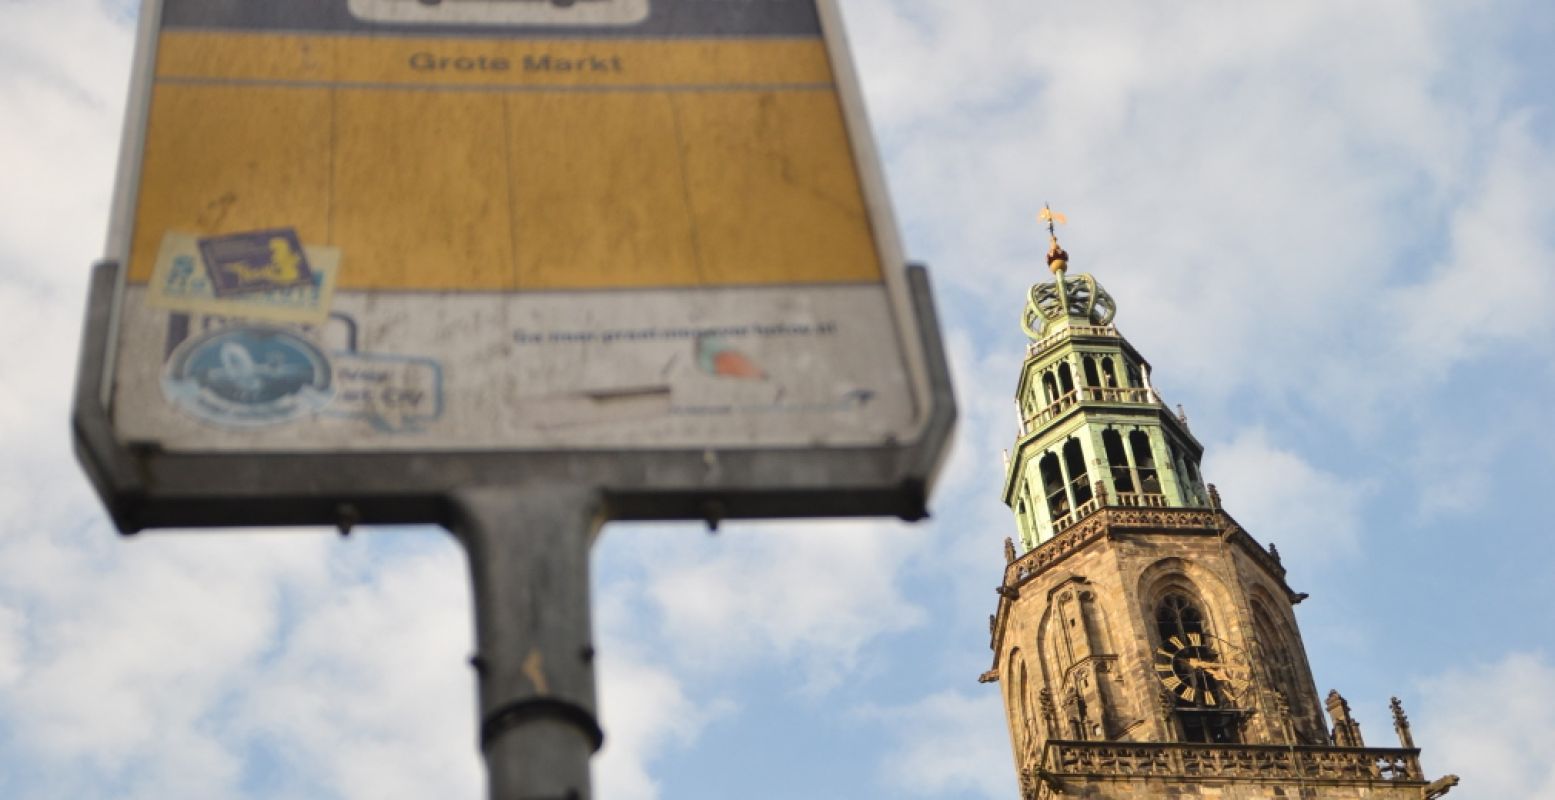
[{"x1": 981, "y1": 222, "x2": 1458, "y2": 799}]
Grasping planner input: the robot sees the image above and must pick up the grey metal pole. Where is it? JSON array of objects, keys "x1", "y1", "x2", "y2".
[{"x1": 449, "y1": 484, "x2": 606, "y2": 800}]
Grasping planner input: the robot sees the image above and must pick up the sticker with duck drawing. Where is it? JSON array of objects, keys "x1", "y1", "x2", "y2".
[{"x1": 147, "y1": 230, "x2": 339, "y2": 325}]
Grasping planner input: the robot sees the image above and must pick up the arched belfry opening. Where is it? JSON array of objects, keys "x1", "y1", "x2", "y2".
[
  {"x1": 1062, "y1": 439, "x2": 1092, "y2": 509},
  {"x1": 1039, "y1": 452, "x2": 1067, "y2": 519},
  {"x1": 1083, "y1": 356, "x2": 1101, "y2": 388},
  {"x1": 1128, "y1": 430, "x2": 1161, "y2": 495},
  {"x1": 1057, "y1": 362, "x2": 1076, "y2": 396},
  {"x1": 1101, "y1": 429, "x2": 1133, "y2": 493}
]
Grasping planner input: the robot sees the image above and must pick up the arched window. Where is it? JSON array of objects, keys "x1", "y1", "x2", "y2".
[
  {"x1": 1057, "y1": 362, "x2": 1075, "y2": 395},
  {"x1": 1130, "y1": 431, "x2": 1161, "y2": 494},
  {"x1": 1067, "y1": 688, "x2": 1089, "y2": 740},
  {"x1": 1156, "y1": 593, "x2": 1240, "y2": 743},
  {"x1": 1063, "y1": 439, "x2": 1093, "y2": 507},
  {"x1": 1102, "y1": 429, "x2": 1133, "y2": 494},
  {"x1": 1252, "y1": 599, "x2": 1310, "y2": 742},
  {"x1": 1019, "y1": 661, "x2": 1032, "y2": 740},
  {"x1": 1018, "y1": 487, "x2": 1039, "y2": 544},
  {"x1": 1100, "y1": 357, "x2": 1118, "y2": 387},
  {"x1": 1253, "y1": 603, "x2": 1294, "y2": 685},
  {"x1": 1007, "y1": 648, "x2": 1028, "y2": 744},
  {"x1": 1042, "y1": 372, "x2": 1059, "y2": 404},
  {"x1": 1125, "y1": 358, "x2": 1143, "y2": 388},
  {"x1": 1182, "y1": 458, "x2": 1205, "y2": 504},
  {"x1": 1169, "y1": 441, "x2": 1206, "y2": 506},
  {"x1": 1168, "y1": 442, "x2": 1186, "y2": 498},
  {"x1": 1083, "y1": 356, "x2": 1101, "y2": 388},
  {"x1": 1039, "y1": 453, "x2": 1068, "y2": 518}
]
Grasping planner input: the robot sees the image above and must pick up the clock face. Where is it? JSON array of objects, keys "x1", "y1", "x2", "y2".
[{"x1": 1154, "y1": 632, "x2": 1249, "y2": 707}]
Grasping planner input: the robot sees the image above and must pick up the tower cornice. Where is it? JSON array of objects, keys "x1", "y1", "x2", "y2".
[
  {"x1": 1000, "y1": 506, "x2": 1294, "y2": 600},
  {"x1": 986, "y1": 504, "x2": 1302, "y2": 668}
]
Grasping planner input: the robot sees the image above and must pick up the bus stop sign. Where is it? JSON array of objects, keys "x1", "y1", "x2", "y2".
[{"x1": 76, "y1": 0, "x2": 955, "y2": 531}]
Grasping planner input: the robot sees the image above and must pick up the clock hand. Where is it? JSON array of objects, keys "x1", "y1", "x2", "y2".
[{"x1": 1185, "y1": 658, "x2": 1236, "y2": 683}]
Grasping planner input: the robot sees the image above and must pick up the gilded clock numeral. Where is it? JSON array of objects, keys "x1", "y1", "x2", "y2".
[
  {"x1": 1155, "y1": 663, "x2": 1175, "y2": 675},
  {"x1": 1203, "y1": 689, "x2": 1216, "y2": 706},
  {"x1": 1162, "y1": 675, "x2": 1183, "y2": 690},
  {"x1": 1179, "y1": 685, "x2": 1196, "y2": 702},
  {"x1": 1188, "y1": 632, "x2": 1202, "y2": 646},
  {"x1": 1169, "y1": 636, "x2": 1185, "y2": 649},
  {"x1": 1156, "y1": 647, "x2": 1174, "y2": 659}
]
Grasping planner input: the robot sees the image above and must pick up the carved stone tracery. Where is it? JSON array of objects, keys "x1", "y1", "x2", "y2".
[{"x1": 1040, "y1": 740, "x2": 1426, "y2": 784}]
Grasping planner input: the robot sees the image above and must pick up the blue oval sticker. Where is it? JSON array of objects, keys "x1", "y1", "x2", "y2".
[{"x1": 162, "y1": 326, "x2": 334, "y2": 427}]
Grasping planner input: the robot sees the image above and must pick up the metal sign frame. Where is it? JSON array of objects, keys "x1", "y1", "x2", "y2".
[{"x1": 75, "y1": 0, "x2": 955, "y2": 533}]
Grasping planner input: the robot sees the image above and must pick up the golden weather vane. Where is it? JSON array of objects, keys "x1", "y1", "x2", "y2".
[{"x1": 1039, "y1": 204, "x2": 1069, "y2": 274}]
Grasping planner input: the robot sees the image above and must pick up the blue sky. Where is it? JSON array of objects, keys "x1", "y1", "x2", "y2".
[{"x1": 3, "y1": 1, "x2": 1554, "y2": 798}]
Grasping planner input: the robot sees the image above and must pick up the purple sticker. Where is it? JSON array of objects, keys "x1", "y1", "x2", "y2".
[{"x1": 198, "y1": 228, "x2": 315, "y2": 297}]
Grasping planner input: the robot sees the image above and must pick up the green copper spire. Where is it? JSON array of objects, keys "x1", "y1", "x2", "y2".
[{"x1": 1004, "y1": 210, "x2": 1207, "y2": 552}]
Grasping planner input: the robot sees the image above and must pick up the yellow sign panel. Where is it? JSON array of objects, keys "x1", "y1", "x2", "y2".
[{"x1": 128, "y1": 10, "x2": 881, "y2": 292}]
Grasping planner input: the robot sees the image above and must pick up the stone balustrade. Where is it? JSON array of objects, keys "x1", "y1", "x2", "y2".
[
  {"x1": 1082, "y1": 386, "x2": 1159, "y2": 404},
  {"x1": 1113, "y1": 491, "x2": 1167, "y2": 509},
  {"x1": 1027, "y1": 324, "x2": 1121, "y2": 358},
  {"x1": 1022, "y1": 389, "x2": 1080, "y2": 433},
  {"x1": 1018, "y1": 385, "x2": 1166, "y2": 436},
  {"x1": 1031, "y1": 740, "x2": 1424, "y2": 789}
]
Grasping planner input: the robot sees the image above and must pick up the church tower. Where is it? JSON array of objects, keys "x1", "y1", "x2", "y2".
[{"x1": 981, "y1": 211, "x2": 1458, "y2": 799}]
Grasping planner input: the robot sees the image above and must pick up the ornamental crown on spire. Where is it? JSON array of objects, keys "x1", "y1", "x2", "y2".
[{"x1": 1022, "y1": 205, "x2": 1117, "y2": 339}]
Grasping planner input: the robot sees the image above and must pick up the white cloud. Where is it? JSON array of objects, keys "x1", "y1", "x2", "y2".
[
  {"x1": 1403, "y1": 423, "x2": 1505, "y2": 517},
  {"x1": 595, "y1": 648, "x2": 726, "y2": 800},
  {"x1": 0, "y1": 605, "x2": 23, "y2": 688},
  {"x1": 0, "y1": 525, "x2": 331, "y2": 797},
  {"x1": 1416, "y1": 652, "x2": 1555, "y2": 800},
  {"x1": 0, "y1": 0, "x2": 134, "y2": 517},
  {"x1": 0, "y1": 0, "x2": 131, "y2": 283},
  {"x1": 1387, "y1": 116, "x2": 1555, "y2": 370},
  {"x1": 590, "y1": 559, "x2": 730, "y2": 800},
  {"x1": 639, "y1": 520, "x2": 929, "y2": 692},
  {"x1": 863, "y1": 690, "x2": 1016, "y2": 800},
  {"x1": 231, "y1": 536, "x2": 480, "y2": 800},
  {"x1": 0, "y1": 503, "x2": 486, "y2": 800},
  {"x1": 1201, "y1": 428, "x2": 1365, "y2": 566},
  {"x1": 937, "y1": 326, "x2": 1025, "y2": 508}
]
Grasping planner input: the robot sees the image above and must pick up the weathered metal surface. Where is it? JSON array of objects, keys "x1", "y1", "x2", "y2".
[{"x1": 450, "y1": 484, "x2": 604, "y2": 800}]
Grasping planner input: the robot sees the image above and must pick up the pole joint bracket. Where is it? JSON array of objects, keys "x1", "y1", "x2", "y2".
[{"x1": 480, "y1": 697, "x2": 604, "y2": 753}]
